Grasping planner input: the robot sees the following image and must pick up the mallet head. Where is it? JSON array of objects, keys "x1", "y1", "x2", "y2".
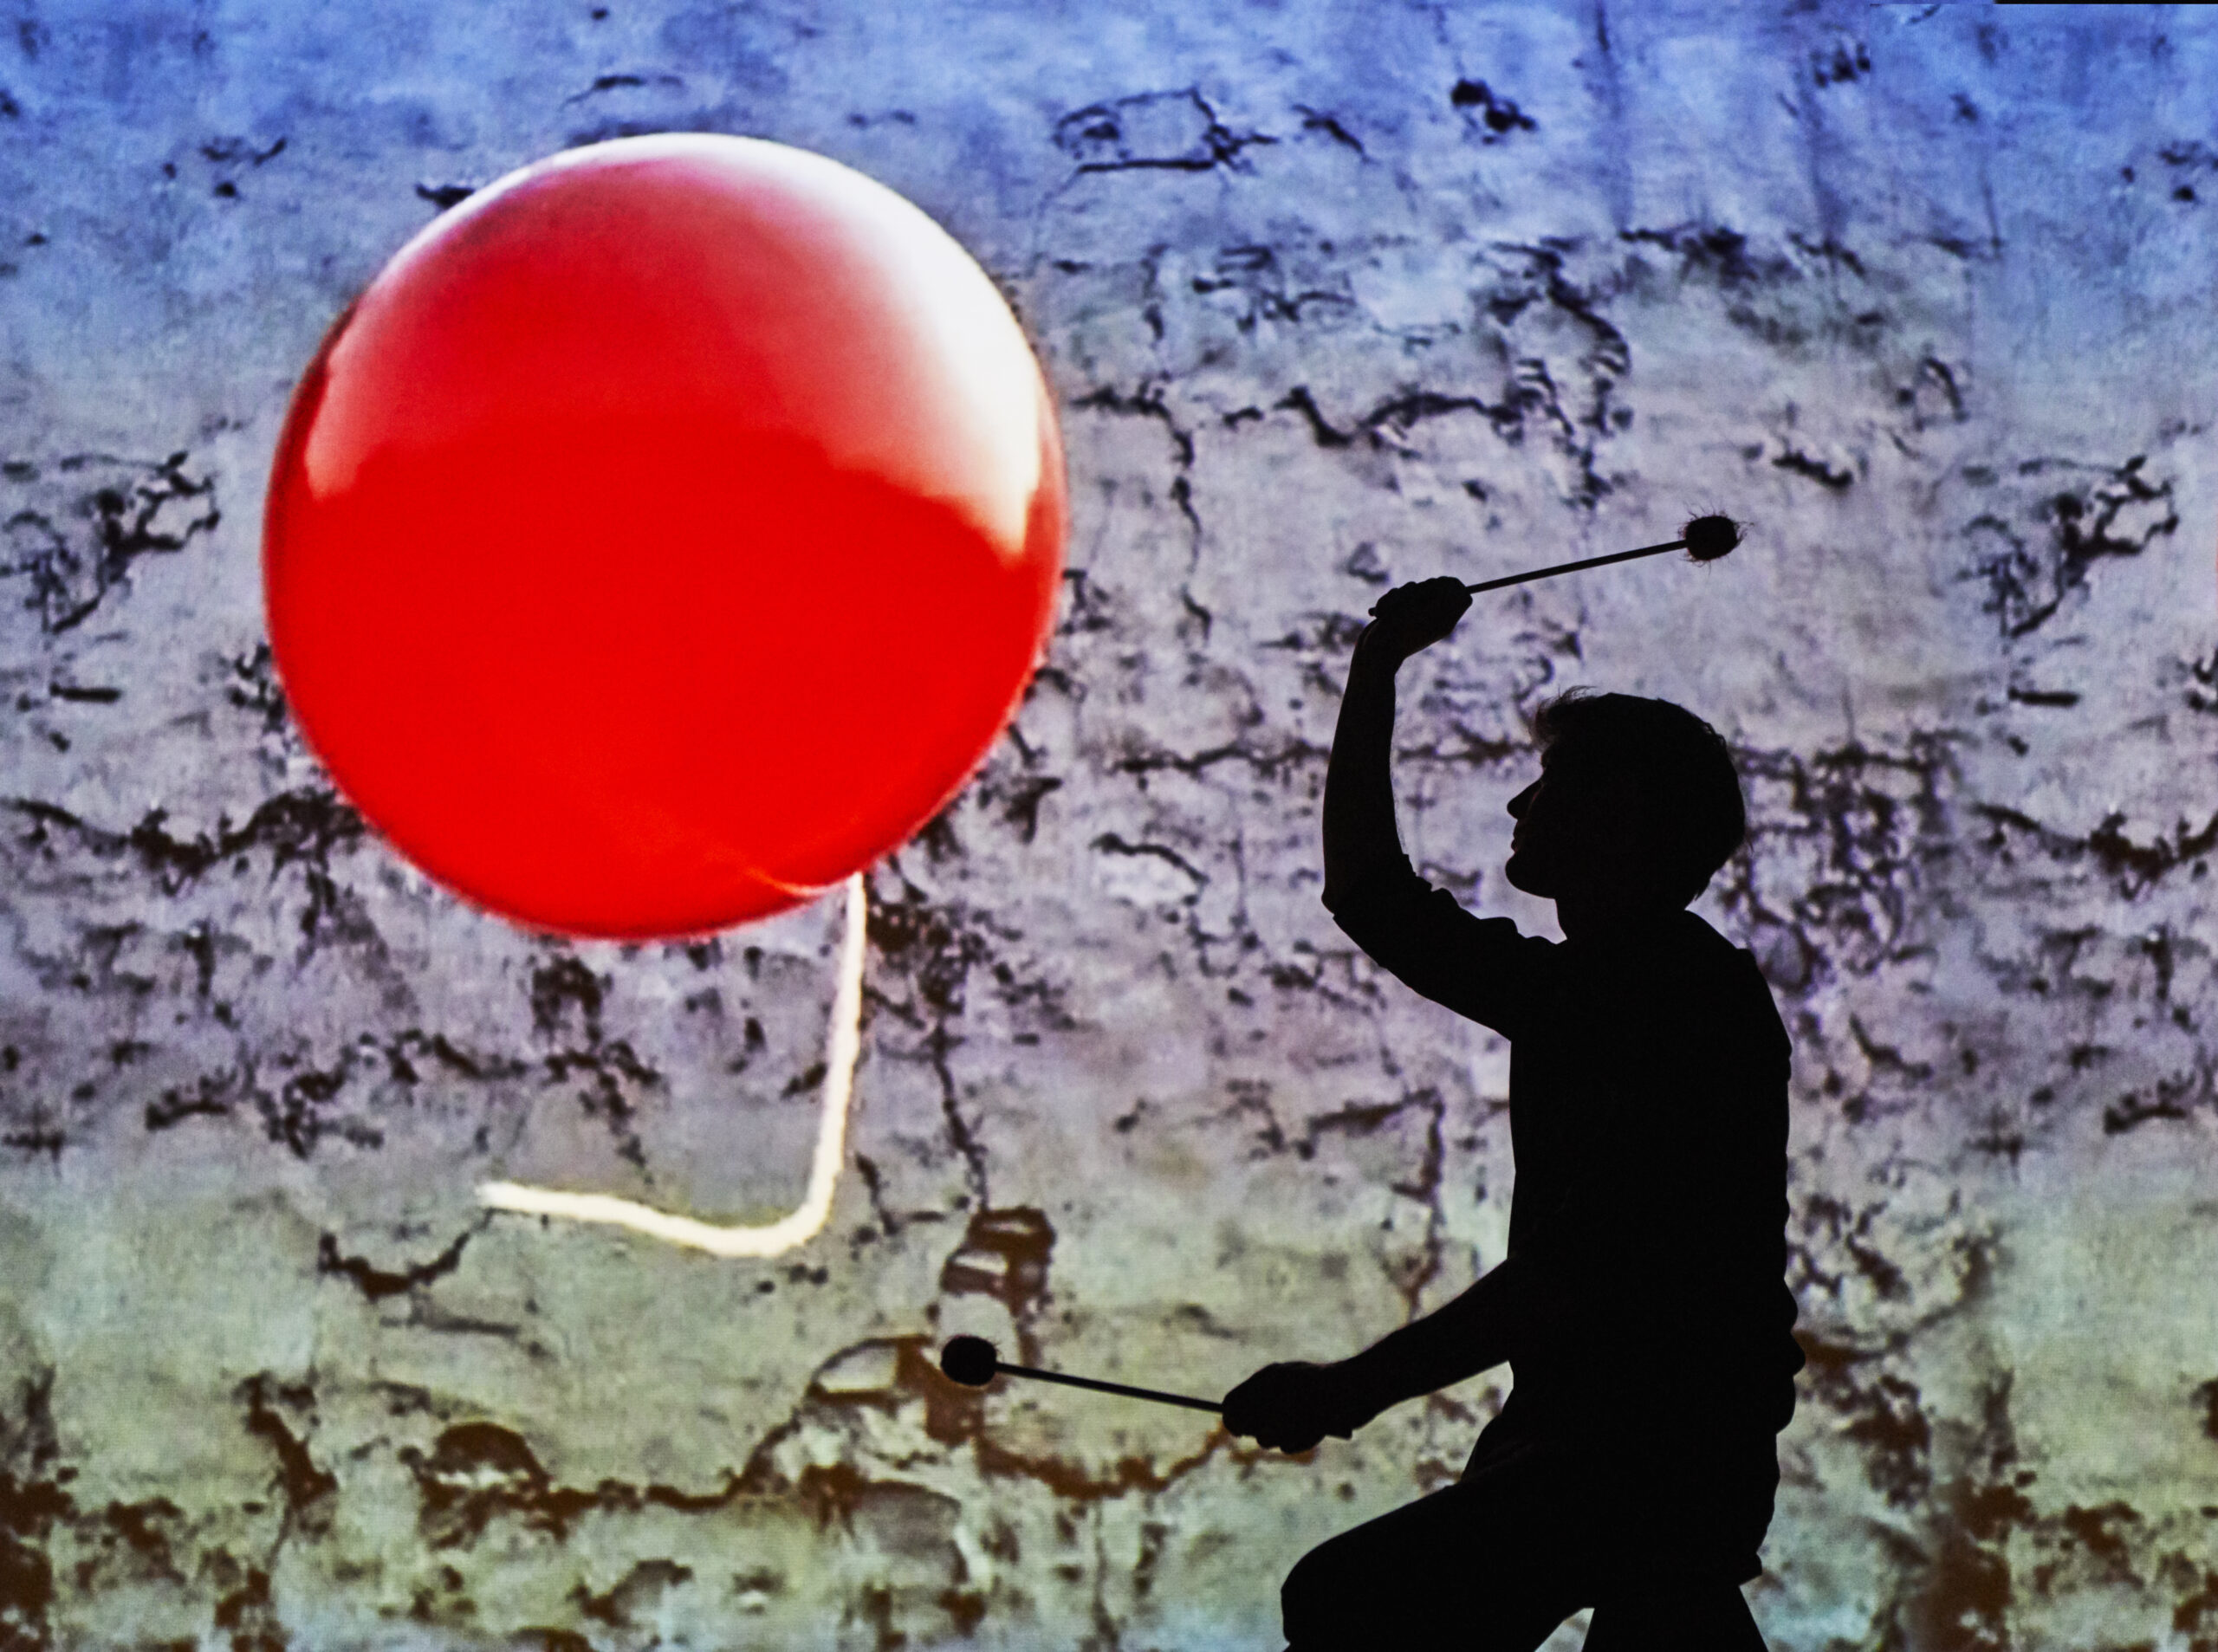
[
  {"x1": 1682, "y1": 513, "x2": 1741, "y2": 563},
  {"x1": 939, "y1": 1335, "x2": 999, "y2": 1388}
]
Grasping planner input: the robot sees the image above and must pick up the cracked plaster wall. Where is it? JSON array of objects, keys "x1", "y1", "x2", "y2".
[{"x1": 3, "y1": 2, "x2": 2217, "y2": 1648}]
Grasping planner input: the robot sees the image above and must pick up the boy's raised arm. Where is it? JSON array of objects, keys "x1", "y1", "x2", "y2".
[{"x1": 1321, "y1": 577, "x2": 1473, "y2": 909}]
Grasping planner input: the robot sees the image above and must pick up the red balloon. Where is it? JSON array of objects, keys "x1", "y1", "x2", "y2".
[{"x1": 265, "y1": 135, "x2": 1065, "y2": 938}]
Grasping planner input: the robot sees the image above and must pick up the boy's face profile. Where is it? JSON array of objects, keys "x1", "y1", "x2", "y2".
[{"x1": 1503, "y1": 746, "x2": 1645, "y2": 905}]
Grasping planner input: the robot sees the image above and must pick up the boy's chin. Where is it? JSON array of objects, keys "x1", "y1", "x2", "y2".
[{"x1": 1503, "y1": 853, "x2": 1554, "y2": 897}]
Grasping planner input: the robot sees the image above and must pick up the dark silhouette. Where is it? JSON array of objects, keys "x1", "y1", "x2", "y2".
[{"x1": 1222, "y1": 577, "x2": 1800, "y2": 1650}]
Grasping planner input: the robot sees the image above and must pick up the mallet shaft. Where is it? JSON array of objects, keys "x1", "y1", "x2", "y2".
[
  {"x1": 993, "y1": 1360, "x2": 1222, "y2": 1414},
  {"x1": 1463, "y1": 537, "x2": 1688, "y2": 594}
]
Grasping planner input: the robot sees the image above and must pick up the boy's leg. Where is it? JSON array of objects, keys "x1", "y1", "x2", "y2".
[
  {"x1": 1279, "y1": 1461, "x2": 1594, "y2": 1651},
  {"x1": 1579, "y1": 1583, "x2": 1767, "y2": 1651}
]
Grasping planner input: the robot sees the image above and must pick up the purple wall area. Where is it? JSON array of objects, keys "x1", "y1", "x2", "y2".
[{"x1": 1, "y1": 3, "x2": 2215, "y2": 1646}]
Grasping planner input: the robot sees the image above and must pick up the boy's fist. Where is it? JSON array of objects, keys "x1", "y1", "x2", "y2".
[{"x1": 1361, "y1": 576, "x2": 1471, "y2": 662}]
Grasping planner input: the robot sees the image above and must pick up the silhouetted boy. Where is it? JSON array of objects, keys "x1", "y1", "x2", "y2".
[{"x1": 1223, "y1": 577, "x2": 1800, "y2": 1649}]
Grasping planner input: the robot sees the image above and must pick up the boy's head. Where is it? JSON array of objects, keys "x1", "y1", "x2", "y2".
[{"x1": 1504, "y1": 690, "x2": 1746, "y2": 912}]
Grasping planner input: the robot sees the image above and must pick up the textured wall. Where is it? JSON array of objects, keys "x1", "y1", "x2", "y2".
[{"x1": 3, "y1": 3, "x2": 2216, "y2": 1648}]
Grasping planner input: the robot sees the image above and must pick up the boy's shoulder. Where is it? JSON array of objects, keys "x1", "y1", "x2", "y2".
[{"x1": 1668, "y1": 911, "x2": 1792, "y2": 1063}]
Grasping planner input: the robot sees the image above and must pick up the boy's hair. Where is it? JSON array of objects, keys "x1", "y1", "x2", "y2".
[{"x1": 1532, "y1": 690, "x2": 1747, "y2": 907}]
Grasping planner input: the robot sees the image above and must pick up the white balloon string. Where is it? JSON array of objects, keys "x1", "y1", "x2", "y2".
[{"x1": 476, "y1": 872, "x2": 868, "y2": 1257}]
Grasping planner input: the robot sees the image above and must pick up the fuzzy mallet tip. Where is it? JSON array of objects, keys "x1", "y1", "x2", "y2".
[
  {"x1": 941, "y1": 1335, "x2": 999, "y2": 1388},
  {"x1": 1682, "y1": 514, "x2": 1743, "y2": 563}
]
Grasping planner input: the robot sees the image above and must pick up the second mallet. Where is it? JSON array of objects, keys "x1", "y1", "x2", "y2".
[
  {"x1": 1460, "y1": 512, "x2": 1743, "y2": 596},
  {"x1": 939, "y1": 1336, "x2": 1222, "y2": 1415}
]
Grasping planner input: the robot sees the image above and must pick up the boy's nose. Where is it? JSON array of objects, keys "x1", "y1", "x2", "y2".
[{"x1": 1507, "y1": 781, "x2": 1538, "y2": 819}]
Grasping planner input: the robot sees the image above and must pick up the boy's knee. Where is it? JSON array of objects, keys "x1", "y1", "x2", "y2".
[
  {"x1": 1585, "y1": 1581, "x2": 1765, "y2": 1652},
  {"x1": 1279, "y1": 1534, "x2": 1358, "y2": 1645},
  {"x1": 1278, "y1": 1548, "x2": 1326, "y2": 1641}
]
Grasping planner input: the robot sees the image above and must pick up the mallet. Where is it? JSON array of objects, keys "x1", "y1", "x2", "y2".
[
  {"x1": 1461, "y1": 512, "x2": 1743, "y2": 595},
  {"x1": 939, "y1": 1335, "x2": 1222, "y2": 1415}
]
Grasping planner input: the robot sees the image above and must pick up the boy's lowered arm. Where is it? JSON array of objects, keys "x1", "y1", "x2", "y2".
[{"x1": 1221, "y1": 1245, "x2": 1539, "y2": 1453}]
